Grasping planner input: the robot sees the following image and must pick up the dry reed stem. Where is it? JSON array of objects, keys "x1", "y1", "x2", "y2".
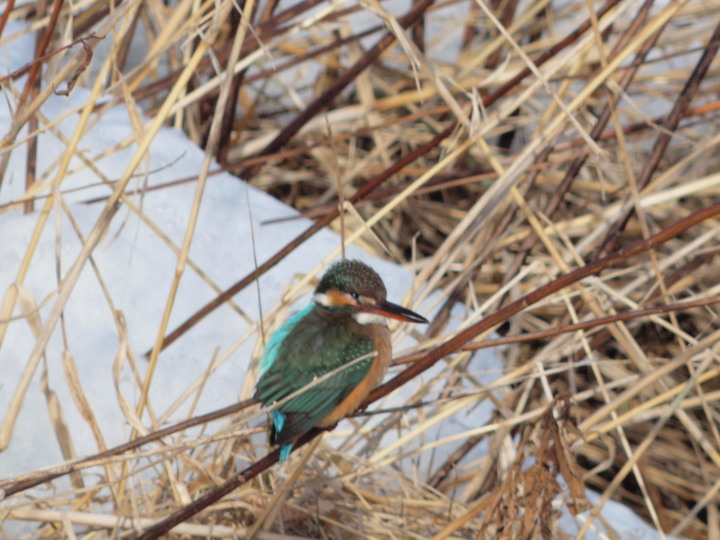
[{"x1": 2, "y1": 0, "x2": 720, "y2": 539}]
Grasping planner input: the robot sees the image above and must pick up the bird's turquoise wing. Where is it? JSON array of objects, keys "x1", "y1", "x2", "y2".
[
  {"x1": 258, "y1": 304, "x2": 315, "y2": 376},
  {"x1": 254, "y1": 308, "x2": 374, "y2": 445}
]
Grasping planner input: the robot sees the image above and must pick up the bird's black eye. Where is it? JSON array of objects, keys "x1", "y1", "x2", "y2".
[{"x1": 351, "y1": 292, "x2": 360, "y2": 300}]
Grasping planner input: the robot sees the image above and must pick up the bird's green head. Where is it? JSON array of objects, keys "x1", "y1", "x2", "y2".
[{"x1": 313, "y1": 260, "x2": 428, "y2": 325}]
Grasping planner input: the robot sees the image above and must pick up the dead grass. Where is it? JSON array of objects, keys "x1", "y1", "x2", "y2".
[{"x1": 2, "y1": 0, "x2": 720, "y2": 538}]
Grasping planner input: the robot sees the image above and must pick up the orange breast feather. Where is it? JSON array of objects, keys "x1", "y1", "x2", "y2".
[{"x1": 317, "y1": 324, "x2": 392, "y2": 427}]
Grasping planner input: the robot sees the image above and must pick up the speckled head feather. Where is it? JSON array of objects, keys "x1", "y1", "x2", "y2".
[{"x1": 315, "y1": 259, "x2": 387, "y2": 301}]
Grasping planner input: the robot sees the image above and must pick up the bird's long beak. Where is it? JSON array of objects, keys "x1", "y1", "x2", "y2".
[{"x1": 363, "y1": 299, "x2": 428, "y2": 324}]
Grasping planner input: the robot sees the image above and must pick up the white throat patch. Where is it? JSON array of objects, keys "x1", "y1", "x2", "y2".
[
  {"x1": 313, "y1": 292, "x2": 332, "y2": 306},
  {"x1": 353, "y1": 311, "x2": 387, "y2": 325}
]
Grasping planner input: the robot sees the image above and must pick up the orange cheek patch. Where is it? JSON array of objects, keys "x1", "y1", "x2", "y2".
[{"x1": 326, "y1": 288, "x2": 351, "y2": 307}]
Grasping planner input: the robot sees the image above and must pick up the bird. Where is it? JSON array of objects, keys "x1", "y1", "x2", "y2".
[{"x1": 254, "y1": 259, "x2": 428, "y2": 461}]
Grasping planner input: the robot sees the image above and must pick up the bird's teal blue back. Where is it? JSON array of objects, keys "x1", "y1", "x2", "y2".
[{"x1": 258, "y1": 303, "x2": 315, "y2": 376}]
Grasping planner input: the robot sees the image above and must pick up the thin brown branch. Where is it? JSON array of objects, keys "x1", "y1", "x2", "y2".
[{"x1": 134, "y1": 202, "x2": 720, "y2": 539}]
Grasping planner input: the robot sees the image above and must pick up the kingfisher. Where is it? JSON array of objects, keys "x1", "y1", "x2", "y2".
[{"x1": 254, "y1": 259, "x2": 428, "y2": 461}]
